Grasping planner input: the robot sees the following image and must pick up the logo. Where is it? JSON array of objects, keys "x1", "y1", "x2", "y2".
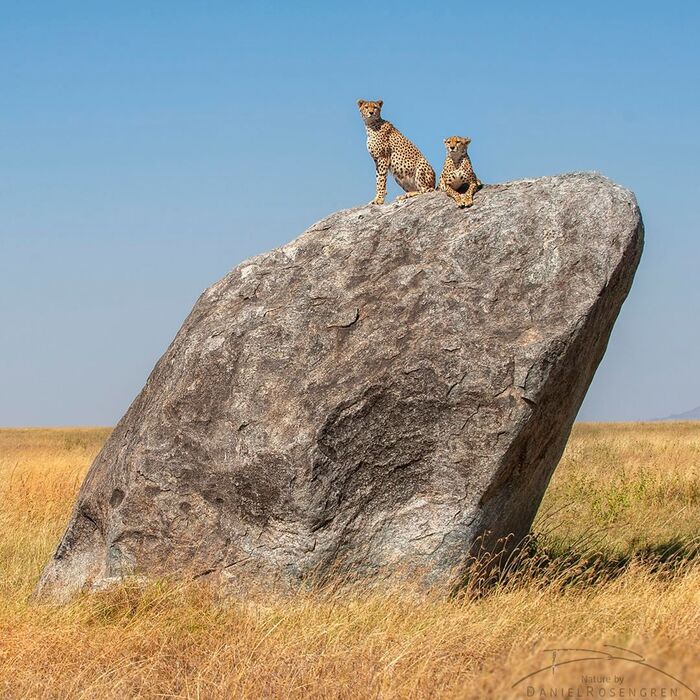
[{"x1": 512, "y1": 644, "x2": 696, "y2": 698}]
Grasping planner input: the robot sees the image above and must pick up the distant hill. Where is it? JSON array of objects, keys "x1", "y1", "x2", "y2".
[{"x1": 657, "y1": 406, "x2": 700, "y2": 421}]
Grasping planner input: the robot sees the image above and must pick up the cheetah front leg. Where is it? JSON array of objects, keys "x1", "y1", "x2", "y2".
[
  {"x1": 460, "y1": 180, "x2": 480, "y2": 208},
  {"x1": 371, "y1": 159, "x2": 389, "y2": 205},
  {"x1": 442, "y1": 184, "x2": 465, "y2": 206}
]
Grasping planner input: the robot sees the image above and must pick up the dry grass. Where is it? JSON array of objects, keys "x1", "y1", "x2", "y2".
[{"x1": 0, "y1": 424, "x2": 698, "y2": 699}]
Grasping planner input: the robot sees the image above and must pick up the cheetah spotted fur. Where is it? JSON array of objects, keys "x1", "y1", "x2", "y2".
[
  {"x1": 439, "y1": 136, "x2": 482, "y2": 208},
  {"x1": 357, "y1": 99, "x2": 436, "y2": 205}
]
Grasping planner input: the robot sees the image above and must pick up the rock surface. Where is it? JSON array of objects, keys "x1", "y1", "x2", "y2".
[{"x1": 37, "y1": 173, "x2": 643, "y2": 600}]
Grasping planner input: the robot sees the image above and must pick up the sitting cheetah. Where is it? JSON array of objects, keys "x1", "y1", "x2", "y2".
[
  {"x1": 357, "y1": 99, "x2": 435, "y2": 205},
  {"x1": 439, "y1": 136, "x2": 482, "y2": 208}
]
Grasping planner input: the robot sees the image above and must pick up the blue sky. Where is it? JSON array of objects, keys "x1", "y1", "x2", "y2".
[{"x1": 1, "y1": 1, "x2": 699, "y2": 425}]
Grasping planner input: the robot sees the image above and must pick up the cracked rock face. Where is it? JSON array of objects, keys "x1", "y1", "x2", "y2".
[{"x1": 36, "y1": 173, "x2": 644, "y2": 600}]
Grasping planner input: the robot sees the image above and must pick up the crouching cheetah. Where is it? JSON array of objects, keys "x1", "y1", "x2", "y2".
[
  {"x1": 357, "y1": 99, "x2": 435, "y2": 205},
  {"x1": 439, "y1": 136, "x2": 482, "y2": 208}
]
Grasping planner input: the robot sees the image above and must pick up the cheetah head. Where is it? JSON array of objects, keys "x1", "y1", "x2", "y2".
[
  {"x1": 444, "y1": 136, "x2": 471, "y2": 163},
  {"x1": 357, "y1": 99, "x2": 383, "y2": 125}
]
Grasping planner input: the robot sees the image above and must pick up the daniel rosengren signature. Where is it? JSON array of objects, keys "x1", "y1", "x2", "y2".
[{"x1": 511, "y1": 644, "x2": 696, "y2": 696}]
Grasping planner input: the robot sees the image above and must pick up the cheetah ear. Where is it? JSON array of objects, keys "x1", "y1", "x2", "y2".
[
  {"x1": 377, "y1": 100, "x2": 383, "y2": 108},
  {"x1": 357, "y1": 99, "x2": 365, "y2": 108}
]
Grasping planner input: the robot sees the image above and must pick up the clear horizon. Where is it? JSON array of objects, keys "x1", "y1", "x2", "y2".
[{"x1": 1, "y1": 2, "x2": 699, "y2": 426}]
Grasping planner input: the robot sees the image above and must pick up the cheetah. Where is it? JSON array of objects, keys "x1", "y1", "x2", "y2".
[
  {"x1": 357, "y1": 99, "x2": 436, "y2": 205},
  {"x1": 439, "y1": 136, "x2": 482, "y2": 208}
]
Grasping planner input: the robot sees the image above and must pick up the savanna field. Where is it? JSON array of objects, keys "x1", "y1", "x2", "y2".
[{"x1": 0, "y1": 424, "x2": 698, "y2": 699}]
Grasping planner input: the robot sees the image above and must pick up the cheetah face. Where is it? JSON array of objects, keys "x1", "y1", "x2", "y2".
[
  {"x1": 444, "y1": 136, "x2": 471, "y2": 163},
  {"x1": 357, "y1": 99, "x2": 383, "y2": 125}
]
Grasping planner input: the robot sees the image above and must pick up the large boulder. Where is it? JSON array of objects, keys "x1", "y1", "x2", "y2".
[{"x1": 37, "y1": 173, "x2": 643, "y2": 600}]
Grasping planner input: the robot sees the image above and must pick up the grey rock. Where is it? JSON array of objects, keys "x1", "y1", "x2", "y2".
[{"x1": 36, "y1": 172, "x2": 644, "y2": 600}]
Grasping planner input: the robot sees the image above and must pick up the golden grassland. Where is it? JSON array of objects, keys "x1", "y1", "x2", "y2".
[{"x1": 0, "y1": 423, "x2": 698, "y2": 699}]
